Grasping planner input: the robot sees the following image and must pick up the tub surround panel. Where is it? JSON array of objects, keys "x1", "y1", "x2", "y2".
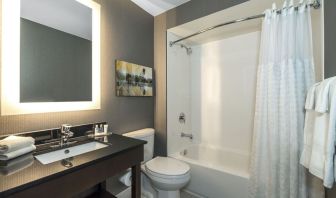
[
  {"x1": 190, "y1": 31, "x2": 260, "y2": 154},
  {"x1": 167, "y1": 31, "x2": 260, "y2": 155},
  {"x1": 0, "y1": 0, "x2": 154, "y2": 135},
  {"x1": 154, "y1": 0, "x2": 249, "y2": 156},
  {"x1": 167, "y1": 33, "x2": 193, "y2": 155}
]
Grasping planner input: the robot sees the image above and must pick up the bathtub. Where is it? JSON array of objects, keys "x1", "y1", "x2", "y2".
[{"x1": 170, "y1": 144, "x2": 250, "y2": 198}]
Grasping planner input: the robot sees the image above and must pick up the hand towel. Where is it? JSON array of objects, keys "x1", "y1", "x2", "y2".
[
  {"x1": 0, "y1": 144, "x2": 36, "y2": 161},
  {"x1": 315, "y1": 77, "x2": 336, "y2": 113},
  {"x1": 309, "y1": 77, "x2": 335, "y2": 179},
  {"x1": 0, "y1": 154, "x2": 34, "y2": 176},
  {"x1": 300, "y1": 83, "x2": 319, "y2": 168},
  {"x1": 323, "y1": 79, "x2": 336, "y2": 188},
  {"x1": 0, "y1": 136, "x2": 35, "y2": 154}
]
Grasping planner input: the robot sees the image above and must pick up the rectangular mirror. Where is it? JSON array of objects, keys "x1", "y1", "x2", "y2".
[
  {"x1": 20, "y1": 0, "x2": 93, "y2": 102},
  {"x1": 1, "y1": 0, "x2": 101, "y2": 115}
]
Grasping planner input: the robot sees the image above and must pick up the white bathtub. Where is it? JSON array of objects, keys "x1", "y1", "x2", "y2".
[{"x1": 170, "y1": 144, "x2": 250, "y2": 198}]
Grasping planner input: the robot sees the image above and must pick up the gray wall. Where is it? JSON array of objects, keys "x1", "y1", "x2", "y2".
[
  {"x1": 324, "y1": 0, "x2": 336, "y2": 78},
  {"x1": 0, "y1": 0, "x2": 154, "y2": 136},
  {"x1": 154, "y1": 0, "x2": 248, "y2": 156},
  {"x1": 20, "y1": 18, "x2": 92, "y2": 102},
  {"x1": 325, "y1": 0, "x2": 336, "y2": 196}
]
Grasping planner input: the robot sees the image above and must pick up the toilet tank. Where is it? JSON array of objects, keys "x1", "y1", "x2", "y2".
[{"x1": 123, "y1": 128, "x2": 154, "y2": 162}]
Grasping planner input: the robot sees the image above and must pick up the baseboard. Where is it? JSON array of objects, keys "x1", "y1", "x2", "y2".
[{"x1": 182, "y1": 189, "x2": 207, "y2": 198}]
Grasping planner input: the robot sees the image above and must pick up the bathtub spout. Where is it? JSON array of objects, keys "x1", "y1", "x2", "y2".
[{"x1": 181, "y1": 132, "x2": 193, "y2": 140}]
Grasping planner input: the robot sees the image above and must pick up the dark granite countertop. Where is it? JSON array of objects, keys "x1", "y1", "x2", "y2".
[{"x1": 0, "y1": 134, "x2": 145, "y2": 197}]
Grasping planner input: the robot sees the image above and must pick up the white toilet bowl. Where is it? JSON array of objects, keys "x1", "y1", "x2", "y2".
[
  {"x1": 144, "y1": 157, "x2": 191, "y2": 198},
  {"x1": 123, "y1": 129, "x2": 190, "y2": 198}
]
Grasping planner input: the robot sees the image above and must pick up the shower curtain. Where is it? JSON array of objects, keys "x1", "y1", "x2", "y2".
[{"x1": 249, "y1": 2, "x2": 321, "y2": 198}]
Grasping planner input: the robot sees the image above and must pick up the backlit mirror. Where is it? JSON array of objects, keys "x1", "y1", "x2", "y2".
[
  {"x1": 1, "y1": 0, "x2": 101, "y2": 115},
  {"x1": 20, "y1": 0, "x2": 92, "y2": 102}
]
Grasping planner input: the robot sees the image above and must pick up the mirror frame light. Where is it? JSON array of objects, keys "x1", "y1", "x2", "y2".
[{"x1": 1, "y1": 0, "x2": 101, "y2": 115}]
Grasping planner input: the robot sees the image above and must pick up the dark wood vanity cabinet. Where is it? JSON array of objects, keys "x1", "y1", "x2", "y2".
[{"x1": 5, "y1": 146, "x2": 143, "y2": 198}]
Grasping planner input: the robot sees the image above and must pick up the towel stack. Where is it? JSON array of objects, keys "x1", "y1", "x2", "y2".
[
  {"x1": 300, "y1": 77, "x2": 336, "y2": 188},
  {"x1": 0, "y1": 154, "x2": 34, "y2": 176},
  {"x1": 0, "y1": 136, "x2": 36, "y2": 161}
]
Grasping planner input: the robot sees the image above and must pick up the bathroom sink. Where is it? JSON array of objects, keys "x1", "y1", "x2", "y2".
[{"x1": 35, "y1": 141, "x2": 109, "y2": 165}]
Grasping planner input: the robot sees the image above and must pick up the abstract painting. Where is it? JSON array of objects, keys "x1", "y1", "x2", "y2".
[{"x1": 115, "y1": 60, "x2": 153, "y2": 96}]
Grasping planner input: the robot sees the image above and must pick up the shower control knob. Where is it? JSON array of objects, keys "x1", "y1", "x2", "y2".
[{"x1": 179, "y1": 113, "x2": 186, "y2": 124}]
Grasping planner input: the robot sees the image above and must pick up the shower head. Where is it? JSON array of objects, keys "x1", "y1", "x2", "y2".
[
  {"x1": 187, "y1": 48, "x2": 192, "y2": 55},
  {"x1": 178, "y1": 43, "x2": 192, "y2": 55},
  {"x1": 185, "y1": 46, "x2": 192, "y2": 55},
  {"x1": 169, "y1": 41, "x2": 192, "y2": 55},
  {"x1": 179, "y1": 44, "x2": 192, "y2": 55}
]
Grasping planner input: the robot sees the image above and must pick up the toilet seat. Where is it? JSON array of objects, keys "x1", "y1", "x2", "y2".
[{"x1": 145, "y1": 157, "x2": 190, "y2": 179}]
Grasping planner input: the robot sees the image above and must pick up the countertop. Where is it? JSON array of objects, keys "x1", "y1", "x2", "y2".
[{"x1": 0, "y1": 134, "x2": 146, "y2": 197}]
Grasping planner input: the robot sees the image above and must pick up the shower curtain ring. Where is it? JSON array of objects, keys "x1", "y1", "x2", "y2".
[{"x1": 312, "y1": 0, "x2": 320, "y2": 9}]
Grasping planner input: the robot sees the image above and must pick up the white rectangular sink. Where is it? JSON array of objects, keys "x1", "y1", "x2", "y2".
[{"x1": 35, "y1": 141, "x2": 109, "y2": 165}]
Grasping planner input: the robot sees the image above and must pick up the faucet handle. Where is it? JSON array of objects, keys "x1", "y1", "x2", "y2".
[
  {"x1": 61, "y1": 124, "x2": 74, "y2": 137},
  {"x1": 62, "y1": 124, "x2": 71, "y2": 128},
  {"x1": 61, "y1": 124, "x2": 72, "y2": 133},
  {"x1": 68, "y1": 131, "x2": 74, "y2": 137}
]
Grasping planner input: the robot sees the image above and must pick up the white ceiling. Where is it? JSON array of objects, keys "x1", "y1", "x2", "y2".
[
  {"x1": 21, "y1": 0, "x2": 92, "y2": 40},
  {"x1": 168, "y1": 0, "x2": 322, "y2": 45},
  {"x1": 131, "y1": 0, "x2": 190, "y2": 16},
  {"x1": 168, "y1": 0, "x2": 265, "y2": 45}
]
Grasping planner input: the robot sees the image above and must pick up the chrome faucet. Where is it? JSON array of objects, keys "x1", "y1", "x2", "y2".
[
  {"x1": 60, "y1": 124, "x2": 74, "y2": 147},
  {"x1": 181, "y1": 132, "x2": 193, "y2": 140}
]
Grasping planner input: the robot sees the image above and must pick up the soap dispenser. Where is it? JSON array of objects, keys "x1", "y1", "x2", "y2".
[{"x1": 94, "y1": 125, "x2": 99, "y2": 136}]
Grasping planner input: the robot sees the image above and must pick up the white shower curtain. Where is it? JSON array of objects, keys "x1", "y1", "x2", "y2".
[{"x1": 249, "y1": 3, "x2": 320, "y2": 198}]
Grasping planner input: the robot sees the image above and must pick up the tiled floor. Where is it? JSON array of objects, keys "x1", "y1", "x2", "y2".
[
  {"x1": 114, "y1": 186, "x2": 203, "y2": 198},
  {"x1": 181, "y1": 191, "x2": 202, "y2": 198}
]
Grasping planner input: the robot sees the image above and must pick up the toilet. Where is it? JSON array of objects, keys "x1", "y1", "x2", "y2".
[{"x1": 124, "y1": 128, "x2": 190, "y2": 198}]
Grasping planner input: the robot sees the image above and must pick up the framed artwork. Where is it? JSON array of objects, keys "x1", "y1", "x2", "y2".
[{"x1": 115, "y1": 60, "x2": 153, "y2": 96}]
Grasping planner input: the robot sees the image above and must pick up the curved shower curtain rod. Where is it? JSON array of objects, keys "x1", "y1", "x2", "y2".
[{"x1": 169, "y1": 0, "x2": 321, "y2": 47}]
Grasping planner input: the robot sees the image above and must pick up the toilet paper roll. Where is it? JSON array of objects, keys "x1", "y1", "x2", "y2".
[{"x1": 119, "y1": 171, "x2": 132, "y2": 187}]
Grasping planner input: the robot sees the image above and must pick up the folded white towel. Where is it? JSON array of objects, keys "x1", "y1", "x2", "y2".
[
  {"x1": 309, "y1": 77, "x2": 335, "y2": 179},
  {"x1": 0, "y1": 154, "x2": 34, "y2": 176},
  {"x1": 0, "y1": 136, "x2": 35, "y2": 154},
  {"x1": 323, "y1": 79, "x2": 336, "y2": 188},
  {"x1": 300, "y1": 84, "x2": 319, "y2": 168},
  {"x1": 0, "y1": 144, "x2": 36, "y2": 161}
]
